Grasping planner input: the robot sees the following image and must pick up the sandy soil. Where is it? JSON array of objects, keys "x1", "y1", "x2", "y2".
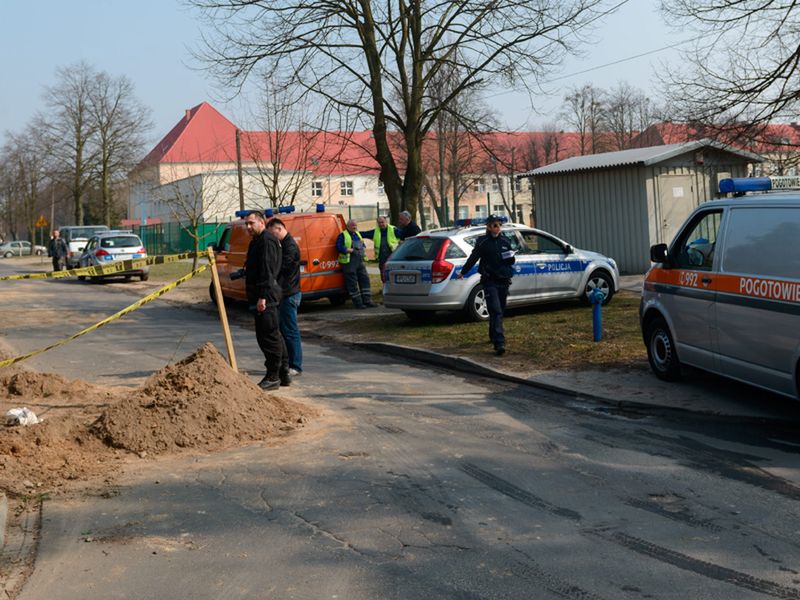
[{"x1": 0, "y1": 344, "x2": 314, "y2": 498}]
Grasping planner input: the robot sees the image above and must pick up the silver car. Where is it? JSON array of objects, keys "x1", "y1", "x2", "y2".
[
  {"x1": 0, "y1": 240, "x2": 46, "y2": 257},
  {"x1": 383, "y1": 222, "x2": 620, "y2": 321},
  {"x1": 77, "y1": 231, "x2": 150, "y2": 281}
]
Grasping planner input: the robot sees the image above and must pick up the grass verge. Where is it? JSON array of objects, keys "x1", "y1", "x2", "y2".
[{"x1": 345, "y1": 291, "x2": 647, "y2": 372}]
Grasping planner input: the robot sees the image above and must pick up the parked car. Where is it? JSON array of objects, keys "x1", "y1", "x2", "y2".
[
  {"x1": 382, "y1": 220, "x2": 620, "y2": 321},
  {"x1": 77, "y1": 231, "x2": 149, "y2": 281},
  {"x1": 59, "y1": 225, "x2": 110, "y2": 268},
  {"x1": 211, "y1": 207, "x2": 349, "y2": 305},
  {"x1": 641, "y1": 175, "x2": 800, "y2": 400},
  {"x1": 0, "y1": 240, "x2": 46, "y2": 257}
]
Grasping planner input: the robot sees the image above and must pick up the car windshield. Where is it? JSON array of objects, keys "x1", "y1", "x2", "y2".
[
  {"x1": 65, "y1": 227, "x2": 108, "y2": 241},
  {"x1": 390, "y1": 237, "x2": 445, "y2": 261},
  {"x1": 100, "y1": 236, "x2": 141, "y2": 249}
]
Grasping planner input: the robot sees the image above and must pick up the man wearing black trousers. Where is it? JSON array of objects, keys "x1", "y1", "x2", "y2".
[
  {"x1": 241, "y1": 211, "x2": 290, "y2": 390},
  {"x1": 457, "y1": 215, "x2": 516, "y2": 356}
]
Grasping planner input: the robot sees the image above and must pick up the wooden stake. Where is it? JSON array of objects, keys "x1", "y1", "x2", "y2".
[{"x1": 207, "y1": 247, "x2": 237, "y2": 371}]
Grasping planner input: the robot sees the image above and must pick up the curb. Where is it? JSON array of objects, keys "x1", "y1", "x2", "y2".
[{"x1": 302, "y1": 329, "x2": 800, "y2": 428}]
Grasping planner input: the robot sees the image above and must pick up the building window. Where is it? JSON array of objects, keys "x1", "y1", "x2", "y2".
[
  {"x1": 457, "y1": 206, "x2": 469, "y2": 219},
  {"x1": 491, "y1": 178, "x2": 501, "y2": 192},
  {"x1": 377, "y1": 181, "x2": 385, "y2": 195},
  {"x1": 475, "y1": 205, "x2": 487, "y2": 217},
  {"x1": 514, "y1": 178, "x2": 523, "y2": 193},
  {"x1": 473, "y1": 178, "x2": 486, "y2": 193},
  {"x1": 493, "y1": 204, "x2": 508, "y2": 216},
  {"x1": 311, "y1": 181, "x2": 323, "y2": 197},
  {"x1": 340, "y1": 181, "x2": 353, "y2": 196}
]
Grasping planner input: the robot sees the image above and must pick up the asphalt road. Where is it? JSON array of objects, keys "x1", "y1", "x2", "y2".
[{"x1": 3, "y1": 261, "x2": 800, "y2": 599}]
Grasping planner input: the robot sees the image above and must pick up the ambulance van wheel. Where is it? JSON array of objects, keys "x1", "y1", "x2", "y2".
[
  {"x1": 645, "y1": 316, "x2": 682, "y2": 381},
  {"x1": 209, "y1": 282, "x2": 219, "y2": 306}
]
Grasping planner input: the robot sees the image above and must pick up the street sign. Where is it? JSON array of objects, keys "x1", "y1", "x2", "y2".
[{"x1": 36, "y1": 215, "x2": 48, "y2": 228}]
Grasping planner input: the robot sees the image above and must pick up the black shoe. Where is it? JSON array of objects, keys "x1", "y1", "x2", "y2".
[
  {"x1": 279, "y1": 369, "x2": 292, "y2": 387},
  {"x1": 258, "y1": 376, "x2": 280, "y2": 390},
  {"x1": 494, "y1": 346, "x2": 505, "y2": 356},
  {"x1": 364, "y1": 302, "x2": 378, "y2": 308}
]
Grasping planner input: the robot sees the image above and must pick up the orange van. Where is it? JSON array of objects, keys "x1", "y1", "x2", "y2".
[{"x1": 210, "y1": 208, "x2": 349, "y2": 305}]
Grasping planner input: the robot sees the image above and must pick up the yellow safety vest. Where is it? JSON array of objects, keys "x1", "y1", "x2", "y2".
[
  {"x1": 338, "y1": 230, "x2": 363, "y2": 264},
  {"x1": 373, "y1": 226, "x2": 399, "y2": 256}
]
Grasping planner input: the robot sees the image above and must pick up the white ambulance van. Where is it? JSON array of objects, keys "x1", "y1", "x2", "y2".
[{"x1": 640, "y1": 176, "x2": 800, "y2": 400}]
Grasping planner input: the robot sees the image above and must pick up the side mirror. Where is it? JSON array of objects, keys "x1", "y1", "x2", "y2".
[
  {"x1": 78, "y1": 246, "x2": 85, "y2": 252},
  {"x1": 650, "y1": 243, "x2": 669, "y2": 264},
  {"x1": 564, "y1": 244, "x2": 573, "y2": 254}
]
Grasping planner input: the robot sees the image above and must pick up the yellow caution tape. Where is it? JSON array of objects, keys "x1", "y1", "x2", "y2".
[
  {"x1": 0, "y1": 263, "x2": 209, "y2": 368},
  {"x1": 0, "y1": 251, "x2": 199, "y2": 281}
]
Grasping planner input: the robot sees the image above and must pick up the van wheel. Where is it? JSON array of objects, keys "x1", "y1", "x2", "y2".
[
  {"x1": 329, "y1": 294, "x2": 348, "y2": 306},
  {"x1": 463, "y1": 285, "x2": 489, "y2": 322},
  {"x1": 139, "y1": 273, "x2": 149, "y2": 282},
  {"x1": 209, "y1": 282, "x2": 219, "y2": 306},
  {"x1": 78, "y1": 275, "x2": 85, "y2": 281},
  {"x1": 645, "y1": 316, "x2": 682, "y2": 381},
  {"x1": 580, "y1": 270, "x2": 614, "y2": 306}
]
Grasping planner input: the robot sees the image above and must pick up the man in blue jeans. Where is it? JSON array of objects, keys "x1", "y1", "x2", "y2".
[
  {"x1": 268, "y1": 218, "x2": 303, "y2": 376},
  {"x1": 457, "y1": 215, "x2": 516, "y2": 355}
]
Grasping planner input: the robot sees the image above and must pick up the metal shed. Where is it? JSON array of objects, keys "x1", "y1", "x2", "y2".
[{"x1": 520, "y1": 140, "x2": 762, "y2": 273}]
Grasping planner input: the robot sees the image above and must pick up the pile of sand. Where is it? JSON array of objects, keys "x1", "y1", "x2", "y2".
[
  {"x1": 0, "y1": 344, "x2": 313, "y2": 496},
  {"x1": 93, "y1": 343, "x2": 311, "y2": 455}
]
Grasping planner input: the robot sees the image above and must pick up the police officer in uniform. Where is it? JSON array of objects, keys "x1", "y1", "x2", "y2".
[{"x1": 457, "y1": 215, "x2": 516, "y2": 355}]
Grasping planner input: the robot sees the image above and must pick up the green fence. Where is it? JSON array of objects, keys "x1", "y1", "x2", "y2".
[{"x1": 135, "y1": 222, "x2": 227, "y2": 256}]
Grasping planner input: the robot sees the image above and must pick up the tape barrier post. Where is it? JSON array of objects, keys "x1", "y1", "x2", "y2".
[
  {"x1": 207, "y1": 247, "x2": 237, "y2": 372},
  {"x1": 0, "y1": 264, "x2": 209, "y2": 369}
]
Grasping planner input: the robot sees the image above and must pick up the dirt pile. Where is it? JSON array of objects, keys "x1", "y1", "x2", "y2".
[
  {"x1": 1, "y1": 343, "x2": 314, "y2": 496},
  {"x1": 0, "y1": 367, "x2": 120, "y2": 496},
  {"x1": 93, "y1": 343, "x2": 312, "y2": 455}
]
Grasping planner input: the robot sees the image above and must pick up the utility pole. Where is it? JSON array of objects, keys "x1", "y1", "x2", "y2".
[
  {"x1": 235, "y1": 129, "x2": 245, "y2": 211},
  {"x1": 510, "y1": 147, "x2": 517, "y2": 222}
]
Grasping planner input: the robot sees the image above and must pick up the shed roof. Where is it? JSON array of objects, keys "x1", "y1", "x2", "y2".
[{"x1": 521, "y1": 139, "x2": 763, "y2": 177}]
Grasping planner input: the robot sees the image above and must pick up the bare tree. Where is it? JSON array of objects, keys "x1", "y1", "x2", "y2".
[
  {"x1": 605, "y1": 81, "x2": 656, "y2": 150},
  {"x1": 191, "y1": 0, "x2": 618, "y2": 222},
  {"x1": 561, "y1": 84, "x2": 608, "y2": 154},
  {"x1": 41, "y1": 62, "x2": 98, "y2": 225},
  {"x1": 154, "y1": 170, "x2": 240, "y2": 269},
  {"x1": 89, "y1": 72, "x2": 152, "y2": 226},
  {"x1": 241, "y1": 77, "x2": 323, "y2": 208},
  {"x1": 541, "y1": 123, "x2": 561, "y2": 164},
  {"x1": 660, "y1": 0, "x2": 800, "y2": 137}
]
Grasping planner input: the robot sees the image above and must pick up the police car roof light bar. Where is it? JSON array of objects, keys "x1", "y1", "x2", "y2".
[
  {"x1": 234, "y1": 209, "x2": 258, "y2": 219},
  {"x1": 278, "y1": 205, "x2": 296, "y2": 214},
  {"x1": 719, "y1": 175, "x2": 800, "y2": 194},
  {"x1": 316, "y1": 203, "x2": 325, "y2": 212},
  {"x1": 455, "y1": 215, "x2": 509, "y2": 227}
]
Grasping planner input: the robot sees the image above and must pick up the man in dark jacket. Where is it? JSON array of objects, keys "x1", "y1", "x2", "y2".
[
  {"x1": 48, "y1": 229, "x2": 68, "y2": 271},
  {"x1": 268, "y1": 217, "x2": 303, "y2": 377},
  {"x1": 242, "y1": 211, "x2": 290, "y2": 390},
  {"x1": 397, "y1": 210, "x2": 421, "y2": 240},
  {"x1": 457, "y1": 215, "x2": 516, "y2": 355}
]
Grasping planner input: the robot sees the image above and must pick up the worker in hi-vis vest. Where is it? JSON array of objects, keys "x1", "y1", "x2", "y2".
[
  {"x1": 336, "y1": 219, "x2": 377, "y2": 309},
  {"x1": 361, "y1": 215, "x2": 401, "y2": 282}
]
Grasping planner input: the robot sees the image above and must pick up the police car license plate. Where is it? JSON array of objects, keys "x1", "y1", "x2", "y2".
[{"x1": 395, "y1": 274, "x2": 416, "y2": 284}]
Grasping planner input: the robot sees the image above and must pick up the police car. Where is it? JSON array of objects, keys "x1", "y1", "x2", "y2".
[
  {"x1": 382, "y1": 218, "x2": 620, "y2": 321},
  {"x1": 641, "y1": 175, "x2": 800, "y2": 400}
]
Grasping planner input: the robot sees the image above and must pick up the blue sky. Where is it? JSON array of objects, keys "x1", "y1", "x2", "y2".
[{"x1": 0, "y1": 1, "x2": 685, "y2": 142}]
